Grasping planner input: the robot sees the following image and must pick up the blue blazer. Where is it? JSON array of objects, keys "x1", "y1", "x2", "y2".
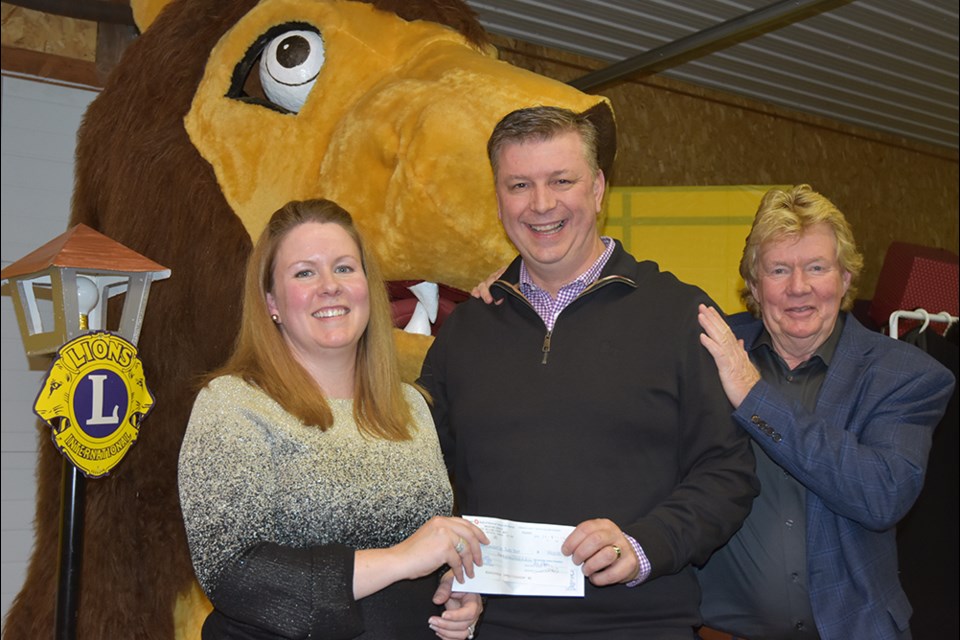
[{"x1": 728, "y1": 313, "x2": 954, "y2": 640}]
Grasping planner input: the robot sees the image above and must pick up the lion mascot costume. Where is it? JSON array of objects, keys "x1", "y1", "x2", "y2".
[{"x1": 4, "y1": 0, "x2": 614, "y2": 637}]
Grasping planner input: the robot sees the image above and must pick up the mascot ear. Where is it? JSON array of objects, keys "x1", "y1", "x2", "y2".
[
  {"x1": 131, "y1": 0, "x2": 174, "y2": 32},
  {"x1": 583, "y1": 103, "x2": 618, "y2": 181}
]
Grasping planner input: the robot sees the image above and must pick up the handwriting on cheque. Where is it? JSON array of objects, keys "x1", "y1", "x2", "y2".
[{"x1": 454, "y1": 515, "x2": 584, "y2": 597}]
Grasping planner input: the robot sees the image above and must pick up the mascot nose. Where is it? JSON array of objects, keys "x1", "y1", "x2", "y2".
[{"x1": 318, "y1": 51, "x2": 616, "y2": 290}]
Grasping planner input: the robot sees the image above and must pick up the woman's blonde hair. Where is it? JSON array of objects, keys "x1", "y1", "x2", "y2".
[
  {"x1": 213, "y1": 199, "x2": 414, "y2": 440},
  {"x1": 740, "y1": 184, "x2": 863, "y2": 317}
]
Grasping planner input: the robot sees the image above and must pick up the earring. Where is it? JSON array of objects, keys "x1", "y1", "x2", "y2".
[{"x1": 271, "y1": 314, "x2": 280, "y2": 324}]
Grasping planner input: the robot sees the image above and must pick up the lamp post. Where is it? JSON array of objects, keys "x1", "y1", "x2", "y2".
[{"x1": 1, "y1": 224, "x2": 169, "y2": 640}]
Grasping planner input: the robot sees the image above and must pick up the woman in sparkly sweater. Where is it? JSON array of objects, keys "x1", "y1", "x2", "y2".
[{"x1": 179, "y1": 199, "x2": 487, "y2": 640}]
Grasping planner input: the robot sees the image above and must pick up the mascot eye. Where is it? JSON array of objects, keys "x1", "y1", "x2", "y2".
[{"x1": 259, "y1": 29, "x2": 325, "y2": 113}]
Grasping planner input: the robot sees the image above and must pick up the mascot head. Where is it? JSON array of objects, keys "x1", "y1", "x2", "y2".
[{"x1": 178, "y1": 0, "x2": 615, "y2": 288}]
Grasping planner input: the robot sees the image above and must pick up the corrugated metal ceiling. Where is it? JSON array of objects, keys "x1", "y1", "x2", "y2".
[{"x1": 466, "y1": 0, "x2": 959, "y2": 151}]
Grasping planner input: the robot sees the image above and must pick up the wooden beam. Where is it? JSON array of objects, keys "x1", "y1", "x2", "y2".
[
  {"x1": 1, "y1": 45, "x2": 103, "y2": 87},
  {"x1": 96, "y1": 21, "x2": 136, "y2": 79},
  {"x1": 4, "y1": 0, "x2": 133, "y2": 25}
]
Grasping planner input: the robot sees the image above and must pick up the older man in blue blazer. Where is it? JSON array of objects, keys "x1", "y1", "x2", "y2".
[{"x1": 696, "y1": 184, "x2": 954, "y2": 640}]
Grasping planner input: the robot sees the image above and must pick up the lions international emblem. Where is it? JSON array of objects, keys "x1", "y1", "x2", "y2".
[{"x1": 34, "y1": 332, "x2": 154, "y2": 478}]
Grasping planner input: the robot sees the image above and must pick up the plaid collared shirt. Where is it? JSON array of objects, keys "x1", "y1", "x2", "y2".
[{"x1": 518, "y1": 236, "x2": 615, "y2": 331}]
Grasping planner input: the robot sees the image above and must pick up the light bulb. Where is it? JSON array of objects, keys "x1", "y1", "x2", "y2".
[{"x1": 76, "y1": 276, "x2": 100, "y2": 330}]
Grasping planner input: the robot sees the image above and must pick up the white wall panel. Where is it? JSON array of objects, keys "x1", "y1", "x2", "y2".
[{"x1": 0, "y1": 73, "x2": 97, "y2": 630}]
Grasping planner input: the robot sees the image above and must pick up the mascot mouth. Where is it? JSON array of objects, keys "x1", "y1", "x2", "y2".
[{"x1": 388, "y1": 280, "x2": 469, "y2": 337}]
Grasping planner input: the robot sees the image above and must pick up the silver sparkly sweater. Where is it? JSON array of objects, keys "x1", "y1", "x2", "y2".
[{"x1": 179, "y1": 376, "x2": 453, "y2": 638}]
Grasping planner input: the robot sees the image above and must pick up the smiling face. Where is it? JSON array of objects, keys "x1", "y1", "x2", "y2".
[
  {"x1": 266, "y1": 221, "x2": 370, "y2": 368},
  {"x1": 751, "y1": 222, "x2": 852, "y2": 367},
  {"x1": 494, "y1": 131, "x2": 606, "y2": 294}
]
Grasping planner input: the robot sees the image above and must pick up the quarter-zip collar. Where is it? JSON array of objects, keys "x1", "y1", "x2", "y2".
[{"x1": 490, "y1": 239, "x2": 639, "y2": 363}]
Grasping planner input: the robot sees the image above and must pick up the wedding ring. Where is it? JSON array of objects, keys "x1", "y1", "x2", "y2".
[
  {"x1": 611, "y1": 544, "x2": 622, "y2": 559},
  {"x1": 467, "y1": 623, "x2": 476, "y2": 639},
  {"x1": 455, "y1": 538, "x2": 466, "y2": 554}
]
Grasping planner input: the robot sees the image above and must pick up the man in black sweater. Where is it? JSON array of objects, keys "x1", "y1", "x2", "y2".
[{"x1": 419, "y1": 106, "x2": 758, "y2": 639}]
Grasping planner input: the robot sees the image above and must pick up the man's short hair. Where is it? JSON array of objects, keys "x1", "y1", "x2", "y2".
[{"x1": 487, "y1": 106, "x2": 600, "y2": 179}]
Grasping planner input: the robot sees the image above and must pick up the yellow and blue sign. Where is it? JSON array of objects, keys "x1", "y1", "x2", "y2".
[{"x1": 34, "y1": 331, "x2": 154, "y2": 478}]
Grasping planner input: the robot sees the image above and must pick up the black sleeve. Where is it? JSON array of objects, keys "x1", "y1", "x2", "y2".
[
  {"x1": 207, "y1": 541, "x2": 364, "y2": 640},
  {"x1": 418, "y1": 328, "x2": 455, "y2": 474}
]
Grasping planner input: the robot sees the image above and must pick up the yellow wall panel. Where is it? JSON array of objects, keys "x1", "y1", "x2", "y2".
[{"x1": 602, "y1": 185, "x2": 786, "y2": 313}]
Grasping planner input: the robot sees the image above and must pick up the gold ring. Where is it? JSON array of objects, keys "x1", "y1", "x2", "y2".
[
  {"x1": 455, "y1": 538, "x2": 466, "y2": 554},
  {"x1": 612, "y1": 544, "x2": 622, "y2": 559}
]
